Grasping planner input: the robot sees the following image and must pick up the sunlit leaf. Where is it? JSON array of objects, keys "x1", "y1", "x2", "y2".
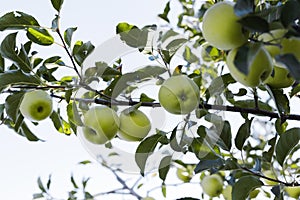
[{"x1": 26, "y1": 27, "x2": 54, "y2": 46}]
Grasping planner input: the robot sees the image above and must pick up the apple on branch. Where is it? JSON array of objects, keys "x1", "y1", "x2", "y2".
[
  {"x1": 118, "y1": 109, "x2": 151, "y2": 141},
  {"x1": 83, "y1": 106, "x2": 120, "y2": 145},
  {"x1": 20, "y1": 90, "x2": 53, "y2": 122},
  {"x1": 200, "y1": 173, "x2": 223, "y2": 197},
  {"x1": 158, "y1": 75, "x2": 200, "y2": 115}
]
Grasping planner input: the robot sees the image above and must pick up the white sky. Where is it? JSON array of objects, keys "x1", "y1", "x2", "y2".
[{"x1": 0, "y1": 1, "x2": 175, "y2": 199}]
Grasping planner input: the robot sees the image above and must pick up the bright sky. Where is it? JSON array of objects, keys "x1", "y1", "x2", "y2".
[{"x1": 0, "y1": 1, "x2": 174, "y2": 199}]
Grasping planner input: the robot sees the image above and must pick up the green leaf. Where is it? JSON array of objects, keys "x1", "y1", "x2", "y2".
[
  {"x1": 275, "y1": 54, "x2": 300, "y2": 81},
  {"x1": 140, "y1": 93, "x2": 155, "y2": 103},
  {"x1": 276, "y1": 128, "x2": 300, "y2": 166},
  {"x1": 37, "y1": 177, "x2": 46, "y2": 193},
  {"x1": 0, "y1": 70, "x2": 38, "y2": 91},
  {"x1": 51, "y1": 0, "x2": 64, "y2": 12},
  {"x1": 217, "y1": 121, "x2": 232, "y2": 151},
  {"x1": 158, "y1": 155, "x2": 172, "y2": 181},
  {"x1": 161, "y1": 29, "x2": 179, "y2": 43},
  {"x1": 162, "y1": 182, "x2": 167, "y2": 198},
  {"x1": 26, "y1": 27, "x2": 54, "y2": 46},
  {"x1": 262, "y1": 135, "x2": 277, "y2": 162},
  {"x1": 280, "y1": 0, "x2": 300, "y2": 27},
  {"x1": 165, "y1": 38, "x2": 187, "y2": 53},
  {"x1": 50, "y1": 111, "x2": 72, "y2": 135},
  {"x1": 231, "y1": 99, "x2": 273, "y2": 112},
  {"x1": 158, "y1": 1, "x2": 170, "y2": 23},
  {"x1": 234, "y1": 0, "x2": 254, "y2": 17},
  {"x1": 183, "y1": 46, "x2": 198, "y2": 63},
  {"x1": 0, "y1": 54, "x2": 4, "y2": 73},
  {"x1": 235, "y1": 118, "x2": 253, "y2": 151},
  {"x1": 78, "y1": 160, "x2": 92, "y2": 165},
  {"x1": 64, "y1": 27, "x2": 77, "y2": 47},
  {"x1": 238, "y1": 16, "x2": 269, "y2": 33},
  {"x1": 117, "y1": 23, "x2": 149, "y2": 50},
  {"x1": 0, "y1": 33, "x2": 33, "y2": 73},
  {"x1": 267, "y1": 88, "x2": 290, "y2": 114},
  {"x1": 0, "y1": 11, "x2": 39, "y2": 31},
  {"x1": 67, "y1": 102, "x2": 83, "y2": 126},
  {"x1": 205, "y1": 73, "x2": 236, "y2": 100},
  {"x1": 232, "y1": 176, "x2": 263, "y2": 200},
  {"x1": 189, "y1": 137, "x2": 219, "y2": 160},
  {"x1": 72, "y1": 41, "x2": 95, "y2": 66},
  {"x1": 5, "y1": 92, "x2": 25, "y2": 121},
  {"x1": 70, "y1": 174, "x2": 78, "y2": 189},
  {"x1": 194, "y1": 158, "x2": 225, "y2": 174},
  {"x1": 135, "y1": 133, "x2": 166, "y2": 176},
  {"x1": 104, "y1": 65, "x2": 166, "y2": 98},
  {"x1": 290, "y1": 83, "x2": 300, "y2": 97},
  {"x1": 33, "y1": 193, "x2": 44, "y2": 199}
]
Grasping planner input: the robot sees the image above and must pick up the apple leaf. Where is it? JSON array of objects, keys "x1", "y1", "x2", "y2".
[
  {"x1": 51, "y1": 0, "x2": 64, "y2": 12},
  {"x1": 183, "y1": 46, "x2": 198, "y2": 63},
  {"x1": 67, "y1": 102, "x2": 83, "y2": 126},
  {"x1": 64, "y1": 27, "x2": 77, "y2": 48},
  {"x1": 275, "y1": 128, "x2": 300, "y2": 166},
  {"x1": 165, "y1": 38, "x2": 187, "y2": 54},
  {"x1": 104, "y1": 65, "x2": 166, "y2": 98},
  {"x1": 158, "y1": 155, "x2": 172, "y2": 181},
  {"x1": 230, "y1": 99, "x2": 273, "y2": 112},
  {"x1": 72, "y1": 41, "x2": 95, "y2": 66},
  {"x1": 290, "y1": 83, "x2": 300, "y2": 97},
  {"x1": 0, "y1": 11, "x2": 40, "y2": 31},
  {"x1": 235, "y1": 118, "x2": 253, "y2": 151},
  {"x1": 275, "y1": 54, "x2": 300, "y2": 81},
  {"x1": 5, "y1": 92, "x2": 25, "y2": 121},
  {"x1": 238, "y1": 15, "x2": 269, "y2": 33},
  {"x1": 26, "y1": 27, "x2": 54, "y2": 46},
  {"x1": 161, "y1": 29, "x2": 179, "y2": 43},
  {"x1": 170, "y1": 125, "x2": 183, "y2": 152},
  {"x1": 205, "y1": 73, "x2": 236, "y2": 100},
  {"x1": 140, "y1": 93, "x2": 155, "y2": 103},
  {"x1": 158, "y1": 1, "x2": 170, "y2": 23},
  {"x1": 217, "y1": 121, "x2": 232, "y2": 151},
  {"x1": 50, "y1": 111, "x2": 72, "y2": 135},
  {"x1": 266, "y1": 87, "x2": 290, "y2": 114},
  {"x1": 0, "y1": 54, "x2": 4, "y2": 73},
  {"x1": 234, "y1": 0, "x2": 254, "y2": 17},
  {"x1": 0, "y1": 33, "x2": 34, "y2": 73},
  {"x1": 194, "y1": 158, "x2": 225, "y2": 174},
  {"x1": 135, "y1": 133, "x2": 166, "y2": 176},
  {"x1": 280, "y1": 0, "x2": 300, "y2": 28},
  {"x1": 116, "y1": 22, "x2": 148, "y2": 51},
  {"x1": 232, "y1": 176, "x2": 263, "y2": 200}
]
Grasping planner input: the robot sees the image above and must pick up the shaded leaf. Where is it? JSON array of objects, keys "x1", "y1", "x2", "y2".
[
  {"x1": 51, "y1": 0, "x2": 64, "y2": 12},
  {"x1": 232, "y1": 176, "x2": 263, "y2": 200},
  {"x1": 5, "y1": 92, "x2": 25, "y2": 121},
  {"x1": 0, "y1": 33, "x2": 33, "y2": 73},
  {"x1": 238, "y1": 15, "x2": 269, "y2": 33},
  {"x1": 217, "y1": 121, "x2": 232, "y2": 151},
  {"x1": 158, "y1": 1, "x2": 171, "y2": 23},
  {"x1": 275, "y1": 128, "x2": 300, "y2": 166},
  {"x1": 135, "y1": 133, "x2": 166, "y2": 176},
  {"x1": 64, "y1": 27, "x2": 77, "y2": 47},
  {"x1": 234, "y1": 0, "x2": 254, "y2": 17},
  {"x1": 72, "y1": 41, "x2": 95, "y2": 66},
  {"x1": 275, "y1": 54, "x2": 300, "y2": 81},
  {"x1": 235, "y1": 118, "x2": 253, "y2": 151},
  {"x1": 194, "y1": 158, "x2": 225, "y2": 174},
  {"x1": 159, "y1": 155, "x2": 172, "y2": 181},
  {"x1": 140, "y1": 93, "x2": 155, "y2": 103},
  {"x1": 0, "y1": 11, "x2": 39, "y2": 31},
  {"x1": 280, "y1": 0, "x2": 300, "y2": 27}
]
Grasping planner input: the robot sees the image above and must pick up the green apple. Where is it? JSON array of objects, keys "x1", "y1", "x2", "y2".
[
  {"x1": 202, "y1": 1, "x2": 248, "y2": 50},
  {"x1": 83, "y1": 106, "x2": 120, "y2": 144},
  {"x1": 158, "y1": 75, "x2": 200, "y2": 115},
  {"x1": 281, "y1": 36, "x2": 300, "y2": 60},
  {"x1": 222, "y1": 185, "x2": 232, "y2": 200},
  {"x1": 262, "y1": 170, "x2": 277, "y2": 185},
  {"x1": 176, "y1": 165, "x2": 194, "y2": 183},
  {"x1": 258, "y1": 29, "x2": 287, "y2": 57},
  {"x1": 118, "y1": 109, "x2": 151, "y2": 141},
  {"x1": 200, "y1": 174, "x2": 223, "y2": 197},
  {"x1": 264, "y1": 65, "x2": 295, "y2": 88},
  {"x1": 226, "y1": 45, "x2": 273, "y2": 87},
  {"x1": 285, "y1": 186, "x2": 300, "y2": 199},
  {"x1": 19, "y1": 90, "x2": 53, "y2": 121}
]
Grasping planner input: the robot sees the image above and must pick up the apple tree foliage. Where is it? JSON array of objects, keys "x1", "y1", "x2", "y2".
[{"x1": 0, "y1": 0, "x2": 300, "y2": 199}]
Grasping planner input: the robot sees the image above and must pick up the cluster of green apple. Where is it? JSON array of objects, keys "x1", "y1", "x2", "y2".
[{"x1": 202, "y1": 1, "x2": 300, "y2": 89}]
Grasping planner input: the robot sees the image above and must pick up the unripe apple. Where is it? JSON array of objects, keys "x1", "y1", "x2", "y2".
[
  {"x1": 285, "y1": 186, "x2": 300, "y2": 199},
  {"x1": 281, "y1": 36, "x2": 300, "y2": 60},
  {"x1": 264, "y1": 65, "x2": 295, "y2": 88},
  {"x1": 222, "y1": 185, "x2": 232, "y2": 200},
  {"x1": 19, "y1": 90, "x2": 53, "y2": 121},
  {"x1": 200, "y1": 174, "x2": 223, "y2": 197},
  {"x1": 176, "y1": 165, "x2": 194, "y2": 183},
  {"x1": 158, "y1": 75, "x2": 200, "y2": 115},
  {"x1": 258, "y1": 29, "x2": 287, "y2": 57},
  {"x1": 118, "y1": 109, "x2": 151, "y2": 141},
  {"x1": 83, "y1": 106, "x2": 120, "y2": 144},
  {"x1": 262, "y1": 170, "x2": 277, "y2": 185},
  {"x1": 202, "y1": 1, "x2": 248, "y2": 50},
  {"x1": 226, "y1": 45, "x2": 273, "y2": 87}
]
